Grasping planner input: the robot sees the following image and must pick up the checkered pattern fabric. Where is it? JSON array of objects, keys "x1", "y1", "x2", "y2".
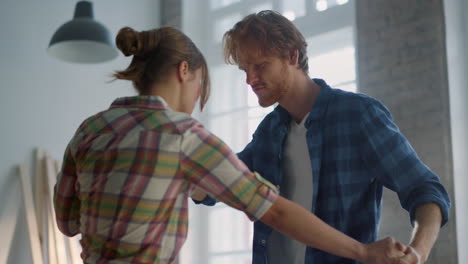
[{"x1": 54, "y1": 96, "x2": 278, "y2": 264}]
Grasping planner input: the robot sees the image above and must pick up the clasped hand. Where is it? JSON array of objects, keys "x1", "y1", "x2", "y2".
[{"x1": 364, "y1": 237, "x2": 422, "y2": 264}]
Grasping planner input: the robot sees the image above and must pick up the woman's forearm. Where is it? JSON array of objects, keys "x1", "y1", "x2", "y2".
[{"x1": 259, "y1": 196, "x2": 367, "y2": 262}]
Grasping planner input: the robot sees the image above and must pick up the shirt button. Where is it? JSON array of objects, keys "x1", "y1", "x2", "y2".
[{"x1": 261, "y1": 239, "x2": 266, "y2": 245}]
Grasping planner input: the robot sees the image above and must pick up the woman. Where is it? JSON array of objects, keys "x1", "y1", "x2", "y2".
[{"x1": 54, "y1": 26, "x2": 406, "y2": 264}]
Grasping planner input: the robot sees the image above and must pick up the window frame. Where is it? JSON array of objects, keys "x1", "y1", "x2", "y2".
[{"x1": 181, "y1": 1, "x2": 356, "y2": 263}]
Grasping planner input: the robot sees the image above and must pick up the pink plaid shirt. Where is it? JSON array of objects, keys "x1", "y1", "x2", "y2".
[{"x1": 54, "y1": 96, "x2": 278, "y2": 264}]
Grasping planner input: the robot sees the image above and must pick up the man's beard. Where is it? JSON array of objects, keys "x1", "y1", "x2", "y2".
[{"x1": 258, "y1": 71, "x2": 289, "y2": 107}]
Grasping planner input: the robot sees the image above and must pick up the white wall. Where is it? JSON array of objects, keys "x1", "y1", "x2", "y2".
[
  {"x1": 0, "y1": 0, "x2": 160, "y2": 263},
  {"x1": 444, "y1": 0, "x2": 468, "y2": 263}
]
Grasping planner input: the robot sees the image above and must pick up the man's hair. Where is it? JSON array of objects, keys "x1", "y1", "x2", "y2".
[{"x1": 223, "y1": 10, "x2": 309, "y2": 73}]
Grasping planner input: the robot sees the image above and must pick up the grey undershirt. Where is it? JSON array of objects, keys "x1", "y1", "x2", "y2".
[{"x1": 267, "y1": 113, "x2": 313, "y2": 264}]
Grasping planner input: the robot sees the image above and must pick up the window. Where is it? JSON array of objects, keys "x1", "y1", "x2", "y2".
[
  {"x1": 213, "y1": 14, "x2": 242, "y2": 43},
  {"x1": 316, "y1": 0, "x2": 349, "y2": 12},
  {"x1": 309, "y1": 46, "x2": 356, "y2": 92},
  {"x1": 307, "y1": 26, "x2": 356, "y2": 92},
  {"x1": 208, "y1": 204, "x2": 253, "y2": 264},
  {"x1": 181, "y1": 1, "x2": 356, "y2": 263},
  {"x1": 280, "y1": 0, "x2": 306, "y2": 20},
  {"x1": 209, "y1": 0, "x2": 241, "y2": 10}
]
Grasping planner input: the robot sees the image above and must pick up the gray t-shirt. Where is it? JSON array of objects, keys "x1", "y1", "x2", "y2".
[{"x1": 267, "y1": 113, "x2": 313, "y2": 264}]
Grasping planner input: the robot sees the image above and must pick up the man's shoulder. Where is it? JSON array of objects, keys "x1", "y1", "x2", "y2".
[
  {"x1": 331, "y1": 88, "x2": 374, "y2": 104},
  {"x1": 329, "y1": 88, "x2": 387, "y2": 113}
]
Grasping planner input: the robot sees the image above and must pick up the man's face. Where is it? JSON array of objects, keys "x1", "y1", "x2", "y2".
[{"x1": 237, "y1": 49, "x2": 294, "y2": 107}]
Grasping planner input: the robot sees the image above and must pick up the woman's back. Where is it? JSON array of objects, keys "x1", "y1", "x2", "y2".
[{"x1": 57, "y1": 96, "x2": 198, "y2": 263}]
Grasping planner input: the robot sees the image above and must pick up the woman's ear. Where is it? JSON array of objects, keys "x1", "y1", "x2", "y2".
[{"x1": 177, "y1": 61, "x2": 190, "y2": 82}]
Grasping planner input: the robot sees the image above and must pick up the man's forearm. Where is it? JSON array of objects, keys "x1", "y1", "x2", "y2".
[{"x1": 409, "y1": 202, "x2": 442, "y2": 262}]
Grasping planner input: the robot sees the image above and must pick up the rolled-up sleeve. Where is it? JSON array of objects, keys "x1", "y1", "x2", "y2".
[
  {"x1": 193, "y1": 131, "x2": 258, "y2": 207},
  {"x1": 360, "y1": 99, "x2": 450, "y2": 226},
  {"x1": 180, "y1": 124, "x2": 278, "y2": 221}
]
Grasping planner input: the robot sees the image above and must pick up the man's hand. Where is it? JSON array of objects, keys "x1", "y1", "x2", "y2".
[
  {"x1": 191, "y1": 187, "x2": 207, "y2": 201},
  {"x1": 398, "y1": 246, "x2": 422, "y2": 264},
  {"x1": 362, "y1": 237, "x2": 407, "y2": 264}
]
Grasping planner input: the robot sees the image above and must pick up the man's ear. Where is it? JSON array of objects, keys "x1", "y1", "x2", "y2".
[
  {"x1": 177, "y1": 61, "x2": 190, "y2": 82},
  {"x1": 289, "y1": 49, "x2": 299, "y2": 66}
]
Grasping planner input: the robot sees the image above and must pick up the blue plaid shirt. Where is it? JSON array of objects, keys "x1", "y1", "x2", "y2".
[{"x1": 199, "y1": 79, "x2": 450, "y2": 264}]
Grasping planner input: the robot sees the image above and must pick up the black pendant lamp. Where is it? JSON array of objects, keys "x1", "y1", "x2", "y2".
[{"x1": 48, "y1": 1, "x2": 117, "y2": 64}]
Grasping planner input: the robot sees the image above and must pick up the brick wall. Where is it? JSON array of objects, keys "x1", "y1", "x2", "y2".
[{"x1": 356, "y1": 0, "x2": 457, "y2": 263}]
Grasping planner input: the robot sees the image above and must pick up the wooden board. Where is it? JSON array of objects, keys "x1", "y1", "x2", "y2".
[
  {"x1": 45, "y1": 196, "x2": 58, "y2": 264},
  {"x1": 18, "y1": 164, "x2": 44, "y2": 264},
  {"x1": 0, "y1": 189, "x2": 19, "y2": 264},
  {"x1": 12, "y1": 148, "x2": 84, "y2": 264},
  {"x1": 44, "y1": 154, "x2": 68, "y2": 264},
  {"x1": 34, "y1": 148, "x2": 45, "y2": 243}
]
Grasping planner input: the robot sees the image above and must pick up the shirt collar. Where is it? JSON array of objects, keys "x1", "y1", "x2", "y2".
[
  {"x1": 289, "y1": 111, "x2": 310, "y2": 127},
  {"x1": 110, "y1": 96, "x2": 172, "y2": 111},
  {"x1": 308, "y1": 78, "x2": 333, "y2": 121},
  {"x1": 274, "y1": 78, "x2": 333, "y2": 125}
]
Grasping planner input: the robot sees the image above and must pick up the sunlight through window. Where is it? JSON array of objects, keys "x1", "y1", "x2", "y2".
[
  {"x1": 181, "y1": 0, "x2": 355, "y2": 262},
  {"x1": 316, "y1": 0, "x2": 328, "y2": 12}
]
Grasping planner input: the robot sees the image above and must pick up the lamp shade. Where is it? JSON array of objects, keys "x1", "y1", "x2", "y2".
[{"x1": 48, "y1": 1, "x2": 117, "y2": 63}]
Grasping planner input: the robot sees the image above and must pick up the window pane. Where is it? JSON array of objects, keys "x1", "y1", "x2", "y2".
[
  {"x1": 336, "y1": 0, "x2": 350, "y2": 5},
  {"x1": 248, "y1": 106, "x2": 274, "y2": 119},
  {"x1": 247, "y1": 86, "x2": 258, "y2": 107},
  {"x1": 315, "y1": 0, "x2": 328, "y2": 12},
  {"x1": 210, "y1": 0, "x2": 241, "y2": 10},
  {"x1": 247, "y1": 106, "x2": 274, "y2": 137},
  {"x1": 249, "y1": 2, "x2": 273, "y2": 14},
  {"x1": 308, "y1": 47, "x2": 356, "y2": 91},
  {"x1": 281, "y1": 0, "x2": 306, "y2": 20},
  {"x1": 315, "y1": 0, "x2": 349, "y2": 12},
  {"x1": 209, "y1": 110, "x2": 249, "y2": 153},
  {"x1": 214, "y1": 13, "x2": 242, "y2": 42},
  {"x1": 208, "y1": 64, "x2": 247, "y2": 114},
  {"x1": 208, "y1": 206, "x2": 253, "y2": 253}
]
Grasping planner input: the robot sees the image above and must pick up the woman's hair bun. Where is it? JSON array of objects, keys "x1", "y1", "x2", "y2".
[{"x1": 115, "y1": 27, "x2": 142, "y2": 57}]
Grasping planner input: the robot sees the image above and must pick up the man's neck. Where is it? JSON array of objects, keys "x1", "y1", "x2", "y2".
[{"x1": 279, "y1": 76, "x2": 320, "y2": 124}]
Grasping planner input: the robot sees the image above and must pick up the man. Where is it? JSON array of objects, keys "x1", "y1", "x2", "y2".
[{"x1": 195, "y1": 10, "x2": 450, "y2": 264}]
